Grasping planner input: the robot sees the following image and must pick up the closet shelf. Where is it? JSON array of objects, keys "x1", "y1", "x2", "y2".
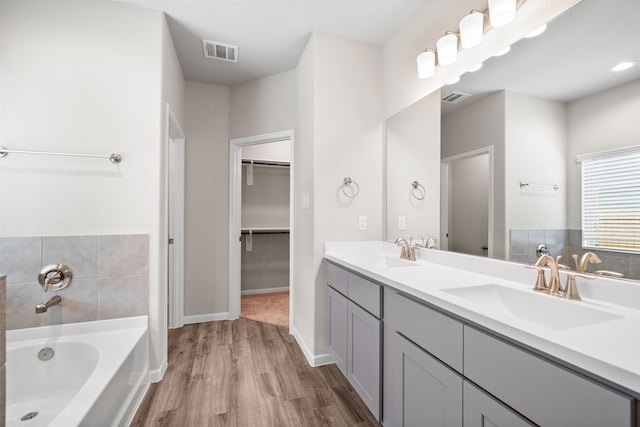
[{"x1": 241, "y1": 227, "x2": 290, "y2": 234}]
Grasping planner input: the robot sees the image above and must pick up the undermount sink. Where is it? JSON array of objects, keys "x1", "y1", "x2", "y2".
[
  {"x1": 443, "y1": 284, "x2": 623, "y2": 330},
  {"x1": 359, "y1": 255, "x2": 420, "y2": 269}
]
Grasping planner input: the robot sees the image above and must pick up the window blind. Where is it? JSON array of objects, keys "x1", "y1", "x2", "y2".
[{"x1": 579, "y1": 146, "x2": 640, "y2": 254}]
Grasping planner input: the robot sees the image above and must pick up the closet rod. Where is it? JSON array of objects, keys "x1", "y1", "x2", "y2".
[
  {"x1": 241, "y1": 229, "x2": 290, "y2": 235},
  {"x1": 242, "y1": 159, "x2": 290, "y2": 168}
]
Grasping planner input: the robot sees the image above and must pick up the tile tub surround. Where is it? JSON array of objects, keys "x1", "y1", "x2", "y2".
[
  {"x1": 510, "y1": 229, "x2": 639, "y2": 280},
  {"x1": 0, "y1": 234, "x2": 149, "y2": 330}
]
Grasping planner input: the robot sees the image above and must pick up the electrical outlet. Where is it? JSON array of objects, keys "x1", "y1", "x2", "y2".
[
  {"x1": 398, "y1": 216, "x2": 406, "y2": 230},
  {"x1": 358, "y1": 216, "x2": 367, "y2": 231}
]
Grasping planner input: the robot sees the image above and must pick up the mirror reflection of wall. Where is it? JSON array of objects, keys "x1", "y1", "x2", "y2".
[{"x1": 385, "y1": 0, "x2": 640, "y2": 280}]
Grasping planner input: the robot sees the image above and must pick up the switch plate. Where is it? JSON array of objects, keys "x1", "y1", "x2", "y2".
[
  {"x1": 398, "y1": 216, "x2": 406, "y2": 230},
  {"x1": 358, "y1": 216, "x2": 367, "y2": 231}
]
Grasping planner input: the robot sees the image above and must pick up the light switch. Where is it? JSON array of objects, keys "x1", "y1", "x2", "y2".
[
  {"x1": 359, "y1": 216, "x2": 367, "y2": 231},
  {"x1": 398, "y1": 216, "x2": 406, "y2": 230}
]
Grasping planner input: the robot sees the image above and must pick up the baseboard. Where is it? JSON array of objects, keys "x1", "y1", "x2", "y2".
[
  {"x1": 290, "y1": 326, "x2": 334, "y2": 367},
  {"x1": 241, "y1": 286, "x2": 290, "y2": 296},
  {"x1": 183, "y1": 312, "x2": 229, "y2": 325},
  {"x1": 148, "y1": 358, "x2": 167, "y2": 383}
]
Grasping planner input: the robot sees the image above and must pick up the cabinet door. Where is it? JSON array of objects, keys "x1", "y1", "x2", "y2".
[
  {"x1": 463, "y1": 381, "x2": 535, "y2": 427},
  {"x1": 347, "y1": 301, "x2": 381, "y2": 420},
  {"x1": 385, "y1": 331, "x2": 462, "y2": 427},
  {"x1": 327, "y1": 285, "x2": 348, "y2": 375}
]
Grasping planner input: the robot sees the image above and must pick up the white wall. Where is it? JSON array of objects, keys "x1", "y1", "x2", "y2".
[
  {"x1": 0, "y1": 1, "x2": 184, "y2": 374},
  {"x1": 567, "y1": 79, "x2": 640, "y2": 228},
  {"x1": 505, "y1": 91, "x2": 567, "y2": 234},
  {"x1": 383, "y1": 0, "x2": 580, "y2": 118},
  {"x1": 294, "y1": 32, "x2": 384, "y2": 358},
  {"x1": 241, "y1": 141, "x2": 290, "y2": 163},
  {"x1": 183, "y1": 81, "x2": 230, "y2": 318},
  {"x1": 386, "y1": 91, "x2": 441, "y2": 241},
  {"x1": 230, "y1": 70, "x2": 296, "y2": 139}
]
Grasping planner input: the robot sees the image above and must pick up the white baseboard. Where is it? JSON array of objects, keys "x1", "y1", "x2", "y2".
[
  {"x1": 183, "y1": 312, "x2": 229, "y2": 325},
  {"x1": 241, "y1": 286, "x2": 290, "y2": 296},
  {"x1": 148, "y1": 358, "x2": 167, "y2": 383},
  {"x1": 290, "y1": 326, "x2": 334, "y2": 367}
]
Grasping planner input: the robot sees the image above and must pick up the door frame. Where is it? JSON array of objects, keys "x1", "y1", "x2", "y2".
[
  {"x1": 441, "y1": 146, "x2": 494, "y2": 258},
  {"x1": 228, "y1": 130, "x2": 294, "y2": 326},
  {"x1": 166, "y1": 104, "x2": 185, "y2": 329}
]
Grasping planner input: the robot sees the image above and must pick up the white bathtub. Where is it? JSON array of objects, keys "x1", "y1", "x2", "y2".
[{"x1": 6, "y1": 316, "x2": 149, "y2": 427}]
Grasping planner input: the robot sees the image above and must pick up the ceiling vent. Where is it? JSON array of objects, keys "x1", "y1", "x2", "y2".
[
  {"x1": 202, "y1": 40, "x2": 238, "y2": 62},
  {"x1": 441, "y1": 91, "x2": 471, "y2": 103}
]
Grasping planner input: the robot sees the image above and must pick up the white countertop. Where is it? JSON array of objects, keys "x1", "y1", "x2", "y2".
[{"x1": 324, "y1": 241, "x2": 640, "y2": 398}]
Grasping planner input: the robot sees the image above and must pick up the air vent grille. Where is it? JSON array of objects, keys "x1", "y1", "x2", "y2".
[
  {"x1": 442, "y1": 91, "x2": 471, "y2": 103},
  {"x1": 203, "y1": 40, "x2": 238, "y2": 62}
]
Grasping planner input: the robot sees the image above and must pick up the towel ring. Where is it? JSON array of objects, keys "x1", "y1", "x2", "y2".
[
  {"x1": 411, "y1": 181, "x2": 425, "y2": 200},
  {"x1": 341, "y1": 177, "x2": 360, "y2": 198}
]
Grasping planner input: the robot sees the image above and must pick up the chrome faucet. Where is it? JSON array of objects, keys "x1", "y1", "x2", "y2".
[
  {"x1": 534, "y1": 255, "x2": 562, "y2": 295},
  {"x1": 395, "y1": 238, "x2": 416, "y2": 261},
  {"x1": 572, "y1": 252, "x2": 602, "y2": 273},
  {"x1": 35, "y1": 295, "x2": 63, "y2": 313}
]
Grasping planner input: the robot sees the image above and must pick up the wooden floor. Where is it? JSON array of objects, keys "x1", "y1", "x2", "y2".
[{"x1": 131, "y1": 318, "x2": 381, "y2": 426}]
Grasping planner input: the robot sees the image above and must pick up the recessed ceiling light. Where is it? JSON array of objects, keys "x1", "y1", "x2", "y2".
[
  {"x1": 447, "y1": 76, "x2": 461, "y2": 85},
  {"x1": 610, "y1": 61, "x2": 636, "y2": 72},
  {"x1": 525, "y1": 24, "x2": 547, "y2": 38},
  {"x1": 493, "y1": 46, "x2": 511, "y2": 57},
  {"x1": 468, "y1": 63, "x2": 483, "y2": 72}
]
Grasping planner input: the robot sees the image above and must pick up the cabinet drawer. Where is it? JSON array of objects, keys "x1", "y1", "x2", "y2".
[
  {"x1": 326, "y1": 262, "x2": 348, "y2": 295},
  {"x1": 348, "y1": 273, "x2": 381, "y2": 318},
  {"x1": 386, "y1": 288, "x2": 463, "y2": 373},
  {"x1": 464, "y1": 326, "x2": 634, "y2": 427},
  {"x1": 463, "y1": 381, "x2": 534, "y2": 427}
]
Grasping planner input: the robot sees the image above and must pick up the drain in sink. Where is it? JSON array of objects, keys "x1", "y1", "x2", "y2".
[{"x1": 21, "y1": 411, "x2": 39, "y2": 421}]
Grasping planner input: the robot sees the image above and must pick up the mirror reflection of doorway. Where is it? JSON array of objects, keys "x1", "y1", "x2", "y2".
[{"x1": 442, "y1": 150, "x2": 491, "y2": 257}]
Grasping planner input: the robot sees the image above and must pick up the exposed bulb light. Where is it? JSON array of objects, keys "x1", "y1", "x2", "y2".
[
  {"x1": 610, "y1": 61, "x2": 636, "y2": 72},
  {"x1": 447, "y1": 76, "x2": 461, "y2": 85},
  {"x1": 493, "y1": 46, "x2": 511, "y2": 57},
  {"x1": 488, "y1": 0, "x2": 516, "y2": 28},
  {"x1": 468, "y1": 63, "x2": 483, "y2": 72},
  {"x1": 437, "y1": 33, "x2": 458, "y2": 65},
  {"x1": 459, "y1": 11, "x2": 484, "y2": 49},
  {"x1": 525, "y1": 24, "x2": 547, "y2": 38},
  {"x1": 416, "y1": 50, "x2": 436, "y2": 79}
]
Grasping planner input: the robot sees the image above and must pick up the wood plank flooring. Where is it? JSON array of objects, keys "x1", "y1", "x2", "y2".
[{"x1": 131, "y1": 318, "x2": 381, "y2": 426}]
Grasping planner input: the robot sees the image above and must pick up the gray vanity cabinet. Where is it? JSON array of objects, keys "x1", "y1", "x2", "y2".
[
  {"x1": 463, "y1": 381, "x2": 534, "y2": 427},
  {"x1": 326, "y1": 262, "x2": 382, "y2": 421}
]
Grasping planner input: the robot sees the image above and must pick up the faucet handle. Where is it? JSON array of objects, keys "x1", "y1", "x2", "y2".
[
  {"x1": 594, "y1": 270, "x2": 624, "y2": 278},
  {"x1": 562, "y1": 272, "x2": 595, "y2": 301},
  {"x1": 525, "y1": 265, "x2": 549, "y2": 293}
]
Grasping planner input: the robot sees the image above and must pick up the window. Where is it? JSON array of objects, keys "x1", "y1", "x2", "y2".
[{"x1": 578, "y1": 146, "x2": 640, "y2": 254}]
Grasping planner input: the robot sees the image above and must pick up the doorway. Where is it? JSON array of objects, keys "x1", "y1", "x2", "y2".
[
  {"x1": 229, "y1": 130, "x2": 294, "y2": 329},
  {"x1": 166, "y1": 104, "x2": 185, "y2": 329},
  {"x1": 441, "y1": 147, "x2": 493, "y2": 258}
]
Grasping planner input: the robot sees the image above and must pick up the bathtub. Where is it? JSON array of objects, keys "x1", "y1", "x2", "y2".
[{"x1": 6, "y1": 316, "x2": 149, "y2": 427}]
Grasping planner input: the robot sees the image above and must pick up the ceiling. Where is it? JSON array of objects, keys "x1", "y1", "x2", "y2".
[
  {"x1": 442, "y1": 0, "x2": 640, "y2": 114},
  {"x1": 120, "y1": 0, "x2": 429, "y2": 86}
]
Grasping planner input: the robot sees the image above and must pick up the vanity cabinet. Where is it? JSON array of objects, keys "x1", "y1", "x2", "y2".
[
  {"x1": 326, "y1": 262, "x2": 382, "y2": 421},
  {"x1": 384, "y1": 288, "x2": 635, "y2": 427}
]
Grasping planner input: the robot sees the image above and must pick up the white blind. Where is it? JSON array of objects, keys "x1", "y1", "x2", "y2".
[{"x1": 580, "y1": 146, "x2": 640, "y2": 254}]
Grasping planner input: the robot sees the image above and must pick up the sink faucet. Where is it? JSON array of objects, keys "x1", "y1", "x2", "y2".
[
  {"x1": 35, "y1": 295, "x2": 63, "y2": 313},
  {"x1": 395, "y1": 238, "x2": 416, "y2": 261},
  {"x1": 572, "y1": 252, "x2": 601, "y2": 273},
  {"x1": 534, "y1": 255, "x2": 562, "y2": 295}
]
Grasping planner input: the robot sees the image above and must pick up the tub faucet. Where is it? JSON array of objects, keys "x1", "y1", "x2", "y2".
[
  {"x1": 534, "y1": 255, "x2": 562, "y2": 295},
  {"x1": 35, "y1": 295, "x2": 63, "y2": 313}
]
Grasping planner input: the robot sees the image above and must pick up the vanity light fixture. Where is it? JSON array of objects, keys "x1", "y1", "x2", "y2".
[
  {"x1": 488, "y1": 0, "x2": 516, "y2": 28},
  {"x1": 610, "y1": 61, "x2": 636, "y2": 72},
  {"x1": 437, "y1": 32, "x2": 459, "y2": 65},
  {"x1": 525, "y1": 24, "x2": 547, "y2": 38},
  {"x1": 417, "y1": 49, "x2": 437, "y2": 79},
  {"x1": 493, "y1": 45, "x2": 511, "y2": 57},
  {"x1": 459, "y1": 11, "x2": 485, "y2": 48}
]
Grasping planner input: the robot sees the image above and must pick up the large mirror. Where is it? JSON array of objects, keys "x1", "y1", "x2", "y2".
[{"x1": 386, "y1": 0, "x2": 640, "y2": 280}]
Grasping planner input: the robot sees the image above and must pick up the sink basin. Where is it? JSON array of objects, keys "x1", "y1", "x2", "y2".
[
  {"x1": 443, "y1": 284, "x2": 622, "y2": 330},
  {"x1": 358, "y1": 255, "x2": 420, "y2": 269}
]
